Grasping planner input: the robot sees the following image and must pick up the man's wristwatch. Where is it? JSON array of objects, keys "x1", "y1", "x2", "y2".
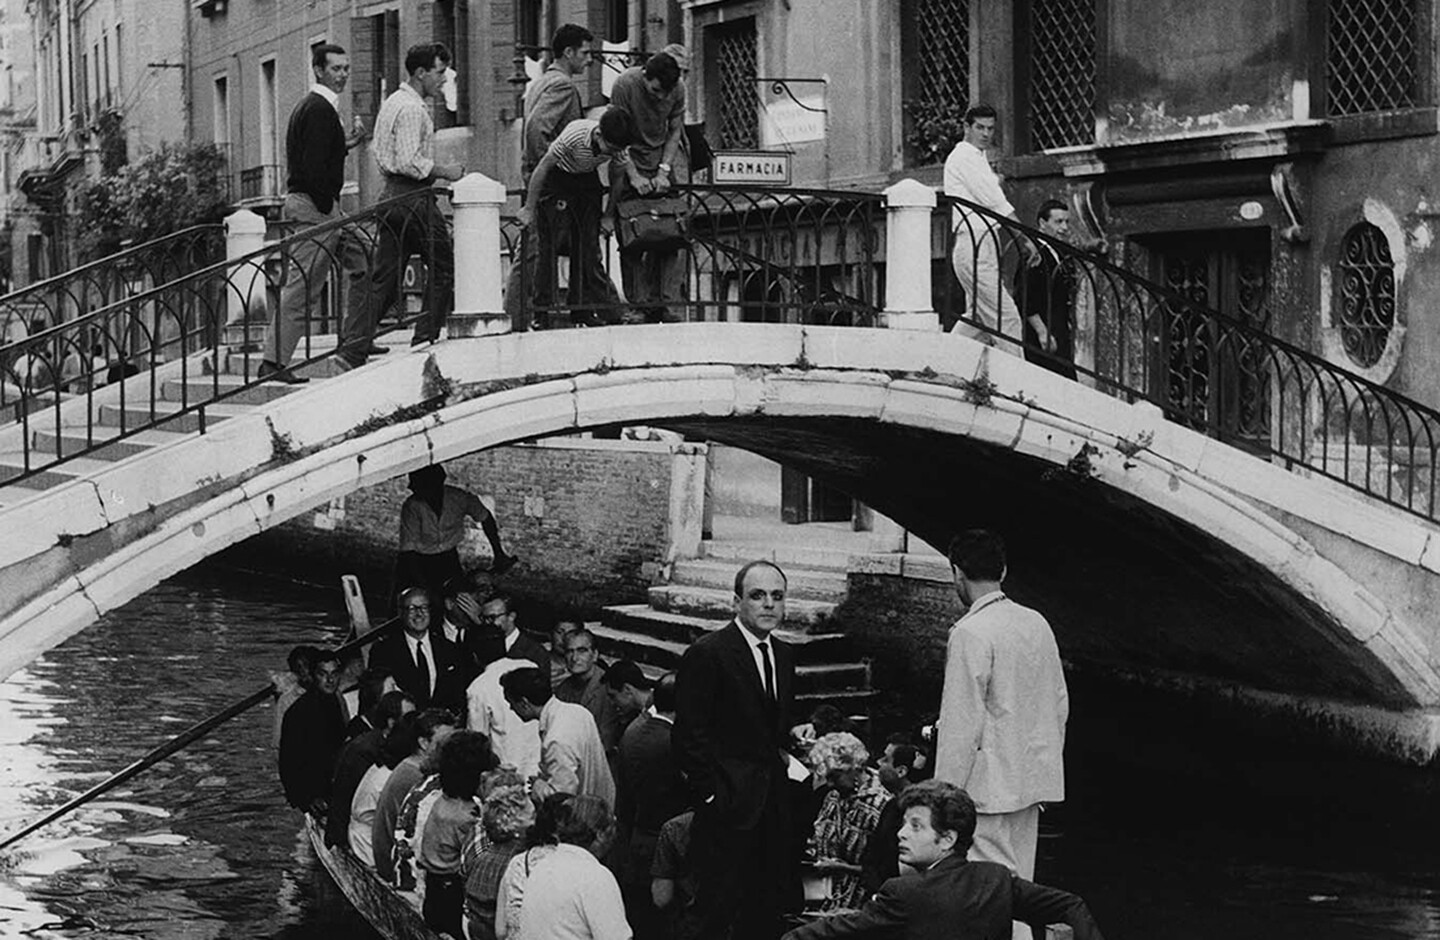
[{"x1": 658, "y1": 162, "x2": 672, "y2": 174}]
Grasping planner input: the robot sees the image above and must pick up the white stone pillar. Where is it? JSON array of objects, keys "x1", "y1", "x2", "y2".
[
  {"x1": 449, "y1": 171, "x2": 510, "y2": 337},
  {"x1": 223, "y1": 209, "x2": 267, "y2": 326},
  {"x1": 883, "y1": 178, "x2": 939, "y2": 330}
]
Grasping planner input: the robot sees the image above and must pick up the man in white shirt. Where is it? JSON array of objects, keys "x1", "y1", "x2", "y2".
[
  {"x1": 943, "y1": 104, "x2": 1037, "y2": 354},
  {"x1": 934, "y1": 530, "x2": 1068, "y2": 940},
  {"x1": 502, "y1": 666, "x2": 616, "y2": 807}
]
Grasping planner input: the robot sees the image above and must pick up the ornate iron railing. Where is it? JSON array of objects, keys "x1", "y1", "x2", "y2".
[
  {"x1": 504, "y1": 183, "x2": 883, "y2": 330},
  {"x1": 941, "y1": 193, "x2": 1440, "y2": 519},
  {"x1": 0, "y1": 224, "x2": 224, "y2": 351},
  {"x1": 0, "y1": 188, "x2": 445, "y2": 484}
]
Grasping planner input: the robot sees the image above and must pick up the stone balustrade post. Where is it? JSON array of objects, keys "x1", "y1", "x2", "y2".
[
  {"x1": 448, "y1": 172, "x2": 510, "y2": 337},
  {"x1": 223, "y1": 209, "x2": 267, "y2": 327},
  {"x1": 883, "y1": 178, "x2": 939, "y2": 330}
]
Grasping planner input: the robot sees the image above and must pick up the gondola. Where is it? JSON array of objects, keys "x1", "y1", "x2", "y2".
[{"x1": 304, "y1": 814, "x2": 445, "y2": 940}]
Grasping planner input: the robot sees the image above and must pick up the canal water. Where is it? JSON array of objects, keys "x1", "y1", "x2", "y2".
[{"x1": 1, "y1": 563, "x2": 1438, "y2": 938}]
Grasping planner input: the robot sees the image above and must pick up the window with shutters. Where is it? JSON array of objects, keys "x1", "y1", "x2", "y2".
[
  {"x1": 433, "y1": 0, "x2": 470, "y2": 128},
  {"x1": 1026, "y1": 0, "x2": 1096, "y2": 150},
  {"x1": 901, "y1": 0, "x2": 969, "y2": 166},
  {"x1": 1327, "y1": 0, "x2": 1426, "y2": 116},
  {"x1": 708, "y1": 17, "x2": 759, "y2": 150}
]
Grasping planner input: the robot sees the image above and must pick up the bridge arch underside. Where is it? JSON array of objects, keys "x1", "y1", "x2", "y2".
[{"x1": 661, "y1": 415, "x2": 1414, "y2": 712}]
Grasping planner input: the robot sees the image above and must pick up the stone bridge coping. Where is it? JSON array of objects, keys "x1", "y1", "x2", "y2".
[{"x1": 4, "y1": 324, "x2": 1440, "y2": 735}]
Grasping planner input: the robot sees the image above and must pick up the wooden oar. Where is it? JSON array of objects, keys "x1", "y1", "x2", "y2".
[{"x1": 0, "y1": 610, "x2": 401, "y2": 853}]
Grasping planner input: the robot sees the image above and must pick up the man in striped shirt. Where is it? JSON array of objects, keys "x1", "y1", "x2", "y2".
[
  {"x1": 344, "y1": 42, "x2": 465, "y2": 368},
  {"x1": 517, "y1": 109, "x2": 638, "y2": 326}
]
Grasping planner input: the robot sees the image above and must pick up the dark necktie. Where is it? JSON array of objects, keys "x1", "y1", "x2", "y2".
[
  {"x1": 758, "y1": 640, "x2": 775, "y2": 700},
  {"x1": 415, "y1": 640, "x2": 432, "y2": 697}
]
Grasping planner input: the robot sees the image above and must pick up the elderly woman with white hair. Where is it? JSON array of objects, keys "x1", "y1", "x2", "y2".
[{"x1": 807, "y1": 731, "x2": 892, "y2": 912}]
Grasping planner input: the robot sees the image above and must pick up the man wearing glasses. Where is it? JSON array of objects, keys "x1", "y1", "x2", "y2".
[
  {"x1": 370, "y1": 587, "x2": 466, "y2": 711},
  {"x1": 473, "y1": 592, "x2": 548, "y2": 671}
]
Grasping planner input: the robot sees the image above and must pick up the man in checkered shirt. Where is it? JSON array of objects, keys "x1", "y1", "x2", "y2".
[
  {"x1": 345, "y1": 42, "x2": 465, "y2": 367},
  {"x1": 516, "y1": 109, "x2": 638, "y2": 326}
]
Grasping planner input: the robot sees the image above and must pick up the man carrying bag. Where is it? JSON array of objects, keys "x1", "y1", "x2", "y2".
[{"x1": 609, "y1": 50, "x2": 690, "y2": 323}]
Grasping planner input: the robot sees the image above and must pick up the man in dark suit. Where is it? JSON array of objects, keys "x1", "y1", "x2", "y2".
[
  {"x1": 369, "y1": 587, "x2": 466, "y2": 711},
  {"x1": 674, "y1": 560, "x2": 798, "y2": 940},
  {"x1": 781, "y1": 780, "x2": 1105, "y2": 940},
  {"x1": 279, "y1": 649, "x2": 347, "y2": 815},
  {"x1": 615, "y1": 669, "x2": 688, "y2": 940},
  {"x1": 1018, "y1": 199, "x2": 1079, "y2": 380},
  {"x1": 474, "y1": 592, "x2": 548, "y2": 672},
  {"x1": 324, "y1": 688, "x2": 414, "y2": 847}
]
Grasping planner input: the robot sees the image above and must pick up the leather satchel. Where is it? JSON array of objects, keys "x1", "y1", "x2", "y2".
[{"x1": 615, "y1": 195, "x2": 690, "y2": 251}]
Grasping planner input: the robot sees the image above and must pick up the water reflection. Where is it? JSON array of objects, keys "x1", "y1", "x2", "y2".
[{"x1": 0, "y1": 566, "x2": 378, "y2": 939}]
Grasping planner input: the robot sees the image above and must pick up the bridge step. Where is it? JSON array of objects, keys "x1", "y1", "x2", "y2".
[
  {"x1": 699, "y1": 539, "x2": 857, "y2": 571},
  {"x1": 647, "y1": 583, "x2": 835, "y2": 629},
  {"x1": 0, "y1": 456, "x2": 121, "y2": 490},
  {"x1": 588, "y1": 623, "x2": 870, "y2": 698},
  {"x1": 29, "y1": 427, "x2": 193, "y2": 462},
  {"x1": 97, "y1": 400, "x2": 249, "y2": 433},
  {"x1": 161, "y1": 373, "x2": 303, "y2": 406},
  {"x1": 669, "y1": 557, "x2": 849, "y2": 600},
  {"x1": 599, "y1": 604, "x2": 852, "y2": 660}
]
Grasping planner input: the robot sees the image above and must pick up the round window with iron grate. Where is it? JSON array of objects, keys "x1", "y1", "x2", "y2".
[{"x1": 1336, "y1": 221, "x2": 1397, "y2": 369}]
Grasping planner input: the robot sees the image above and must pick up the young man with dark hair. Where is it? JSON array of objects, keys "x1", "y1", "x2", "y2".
[
  {"x1": 1018, "y1": 198, "x2": 1079, "y2": 379},
  {"x1": 936, "y1": 530, "x2": 1068, "y2": 940},
  {"x1": 505, "y1": 22, "x2": 598, "y2": 330},
  {"x1": 609, "y1": 50, "x2": 689, "y2": 322},
  {"x1": 782, "y1": 780, "x2": 1104, "y2": 940},
  {"x1": 944, "y1": 103, "x2": 1038, "y2": 354},
  {"x1": 347, "y1": 41, "x2": 463, "y2": 365},
  {"x1": 278, "y1": 648, "x2": 347, "y2": 816},
  {"x1": 260, "y1": 42, "x2": 371, "y2": 384},
  {"x1": 516, "y1": 107, "x2": 638, "y2": 327},
  {"x1": 503, "y1": 665, "x2": 616, "y2": 806}
]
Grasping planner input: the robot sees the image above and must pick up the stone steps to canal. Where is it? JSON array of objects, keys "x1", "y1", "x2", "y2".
[{"x1": 597, "y1": 535, "x2": 878, "y2": 718}]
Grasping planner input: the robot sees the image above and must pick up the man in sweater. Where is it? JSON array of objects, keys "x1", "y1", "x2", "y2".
[{"x1": 259, "y1": 43, "x2": 370, "y2": 384}]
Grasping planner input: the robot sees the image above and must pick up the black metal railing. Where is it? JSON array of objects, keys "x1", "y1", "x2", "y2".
[
  {"x1": 0, "y1": 187, "x2": 446, "y2": 484},
  {"x1": 940, "y1": 194, "x2": 1440, "y2": 519},
  {"x1": 5, "y1": 175, "x2": 1439, "y2": 524},
  {"x1": 0, "y1": 225, "x2": 224, "y2": 352},
  {"x1": 504, "y1": 183, "x2": 883, "y2": 330}
]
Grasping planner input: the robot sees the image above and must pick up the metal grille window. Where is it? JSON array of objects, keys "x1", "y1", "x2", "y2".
[
  {"x1": 1336, "y1": 222, "x2": 1397, "y2": 367},
  {"x1": 1327, "y1": 0, "x2": 1420, "y2": 115},
  {"x1": 1029, "y1": 0, "x2": 1096, "y2": 149},
  {"x1": 712, "y1": 18, "x2": 759, "y2": 150},
  {"x1": 904, "y1": 0, "x2": 969, "y2": 165}
]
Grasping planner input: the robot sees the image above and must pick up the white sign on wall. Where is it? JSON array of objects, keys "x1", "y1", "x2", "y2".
[
  {"x1": 713, "y1": 151, "x2": 792, "y2": 186},
  {"x1": 760, "y1": 97, "x2": 826, "y2": 146}
]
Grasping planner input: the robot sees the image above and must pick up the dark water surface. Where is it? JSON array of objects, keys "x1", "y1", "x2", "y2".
[{"x1": 3, "y1": 565, "x2": 1439, "y2": 938}]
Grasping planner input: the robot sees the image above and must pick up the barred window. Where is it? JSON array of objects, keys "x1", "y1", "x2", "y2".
[
  {"x1": 1028, "y1": 0, "x2": 1096, "y2": 150},
  {"x1": 1327, "y1": 0, "x2": 1420, "y2": 115},
  {"x1": 1336, "y1": 222, "x2": 1397, "y2": 367},
  {"x1": 711, "y1": 18, "x2": 759, "y2": 150},
  {"x1": 902, "y1": 0, "x2": 970, "y2": 166}
]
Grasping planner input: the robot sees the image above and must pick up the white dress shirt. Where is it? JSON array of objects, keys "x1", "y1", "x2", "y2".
[
  {"x1": 736, "y1": 621, "x2": 777, "y2": 697},
  {"x1": 467, "y1": 657, "x2": 542, "y2": 778},
  {"x1": 406, "y1": 632, "x2": 437, "y2": 697}
]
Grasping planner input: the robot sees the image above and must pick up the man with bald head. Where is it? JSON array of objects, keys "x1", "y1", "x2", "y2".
[{"x1": 675, "y1": 560, "x2": 798, "y2": 940}]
